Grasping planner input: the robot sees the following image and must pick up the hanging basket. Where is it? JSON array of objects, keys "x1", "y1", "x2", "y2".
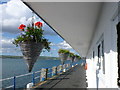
[
  {"x1": 67, "y1": 56, "x2": 75, "y2": 63},
  {"x1": 19, "y1": 41, "x2": 44, "y2": 72},
  {"x1": 59, "y1": 53, "x2": 69, "y2": 64},
  {"x1": 74, "y1": 57, "x2": 80, "y2": 62}
]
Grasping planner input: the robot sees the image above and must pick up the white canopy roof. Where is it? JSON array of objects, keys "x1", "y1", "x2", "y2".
[{"x1": 22, "y1": 1, "x2": 103, "y2": 57}]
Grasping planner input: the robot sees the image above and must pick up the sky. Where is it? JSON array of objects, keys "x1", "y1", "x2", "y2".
[{"x1": 0, "y1": 0, "x2": 79, "y2": 57}]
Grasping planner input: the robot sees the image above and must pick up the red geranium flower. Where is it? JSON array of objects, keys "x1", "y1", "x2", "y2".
[
  {"x1": 35, "y1": 22, "x2": 43, "y2": 28},
  {"x1": 18, "y1": 24, "x2": 26, "y2": 30}
]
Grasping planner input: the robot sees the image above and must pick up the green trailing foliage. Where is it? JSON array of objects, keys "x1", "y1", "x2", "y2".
[
  {"x1": 13, "y1": 24, "x2": 51, "y2": 52},
  {"x1": 69, "y1": 52, "x2": 75, "y2": 57},
  {"x1": 58, "y1": 49, "x2": 70, "y2": 54},
  {"x1": 75, "y1": 54, "x2": 81, "y2": 59}
]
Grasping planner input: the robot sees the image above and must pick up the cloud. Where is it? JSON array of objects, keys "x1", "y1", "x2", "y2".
[
  {"x1": 20, "y1": 17, "x2": 27, "y2": 24},
  {"x1": 0, "y1": 5, "x2": 2, "y2": 22},
  {"x1": 50, "y1": 43, "x2": 55, "y2": 46},
  {"x1": 1, "y1": 0, "x2": 60, "y2": 56},
  {"x1": 6, "y1": 0, "x2": 31, "y2": 18},
  {"x1": 3, "y1": 18, "x2": 20, "y2": 27},
  {"x1": 1, "y1": 37, "x2": 15, "y2": 48},
  {"x1": 58, "y1": 41, "x2": 72, "y2": 49},
  {"x1": 51, "y1": 41, "x2": 72, "y2": 49},
  {"x1": 2, "y1": 0, "x2": 32, "y2": 33},
  {"x1": 1, "y1": 0, "x2": 57, "y2": 36},
  {"x1": 1, "y1": 36, "x2": 22, "y2": 55}
]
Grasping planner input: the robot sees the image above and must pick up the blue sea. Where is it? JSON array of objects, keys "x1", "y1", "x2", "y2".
[{"x1": 1, "y1": 58, "x2": 83, "y2": 88}]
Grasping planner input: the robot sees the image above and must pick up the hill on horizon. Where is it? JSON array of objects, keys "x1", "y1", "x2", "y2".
[{"x1": 0, "y1": 55, "x2": 59, "y2": 60}]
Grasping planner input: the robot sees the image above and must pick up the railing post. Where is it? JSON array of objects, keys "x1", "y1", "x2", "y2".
[
  {"x1": 32, "y1": 72, "x2": 35, "y2": 86},
  {"x1": 40, "y1": 68, "x2": 45, "y2": 81},
  {"x1": 45, "y1": 68, "x2": 48, "y2": 80},
  {"x1": 40, "y1": 68, "x2": 48, "y2": 81},
  {"x1": 13, "y1": 76, "x2": 16, "y2": 90},
  {"x1": 57, "y1": 65, "x2": 61, "y2": 74},
  {"x1": 67, "y1": 64, "x2": 68, "y2": 70},
  {"x1": 61, "y1": 65, "x2": 63, "y2": 72},
  {"x1": 52, "y1": 66, "x2": 57, "y2": 76},
  {"x1": 55, "y1": 66, "x2": 57, "y2": 75},
  {"x1": 59, "y1": 65, "x2": 63, "y2": 73},
  {"x1": 63, "y1": 64, "x2": 66, "y2": 72}
]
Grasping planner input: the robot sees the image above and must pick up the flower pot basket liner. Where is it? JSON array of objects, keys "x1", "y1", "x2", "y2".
[
  {"x1": 59, "y1": 53, "x2": 69, "y2": 64},
  {"x1": 74, "y1": 57, "x2": 80, "y2": 62},
  {"x1": 67, "y1": 56, "x2": 71, "y2": 60},
  {"x1": 19, "y1": 41, "x2": 44, "y2": 72},
  {"x1": 67, "y1": 56, "x2": 75, "y2": 63}
]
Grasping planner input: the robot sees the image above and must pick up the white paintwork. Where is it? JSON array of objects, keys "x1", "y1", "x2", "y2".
[
  {"x1": 26, "y1": 83, "x2": 33, "y2": 88},
  {"x1": 23, "y1": 1, "x2": 119, "y2": 88},
  {"x1": 86, "y1": 2, "x2": 118, "y2": 88},
  {"x1": 23, "y1": 0, "x2": 119, "y2": 2}
]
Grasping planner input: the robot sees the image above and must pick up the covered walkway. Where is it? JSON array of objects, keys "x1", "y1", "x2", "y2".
[{"x1": 35, "y1": 64, "x2": 87, "y2": 89}]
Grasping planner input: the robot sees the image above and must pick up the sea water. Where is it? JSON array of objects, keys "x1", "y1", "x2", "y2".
[{"x1": 1, "y1": 58, "x2": 83, "y2": 88}]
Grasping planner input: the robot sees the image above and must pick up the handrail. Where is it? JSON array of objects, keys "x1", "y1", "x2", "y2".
[
  {"x1": 47, "y1": 72, "x2": 52, "y2": 74},
  {"x1": 16, "y1": 72, "x2": 33, "y2": 78},
  {"x1": 0, "y1": 62, "x2": 79, "y2": 89},
  {"x1": 34, "y1": 70, "x2": 41, "y2": 74},
  {"x1": 1, "y1": 70, "x2": 41, "y2": 82},
  {"x1": 0, "y1": 77, "x2": 14, "y2": 82},
  {"x1": 35, "y1": 76, "x2": 40, "y2": 79},
  {"x1": 5, "y1": 85, "x2": 14, "y2": 88}
]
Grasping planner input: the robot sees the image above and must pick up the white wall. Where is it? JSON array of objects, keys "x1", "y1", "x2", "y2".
[{"x1": 86, "y1": 2, "x2": 118, "y2": 88}]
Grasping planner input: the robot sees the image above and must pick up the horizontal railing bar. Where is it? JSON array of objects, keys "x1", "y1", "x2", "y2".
[
  {"x1": 34, "y1": 70, "x2": 41, "y2": 74},
  {"x1": 48, "y1": 68, "x2": 52, "y2": 70},
  {"x1": 1, "y1": 71, "x2": 39, "y2": 82},
  {"x1": 5, "y1": 85, "x2": 14, "y2": 88},
  {"x1": 0, "y1": 77, "x2": 14, "y2": 82},
  {"x1": 1, "y1": 62, "x2": 78, "y2": 89},
  {"x1": 35, "y1": 76, "x2": 40, "y2": 79},
  {"x1": 47, "y1": 72, "x2": 52, "y2": 74},
  {"x1": 16, "y1": 72, "x2": 33, "y2": 78}
]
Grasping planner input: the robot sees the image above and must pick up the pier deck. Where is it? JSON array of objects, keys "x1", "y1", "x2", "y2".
[{"x1": 35, "y1": 64, "x2": 87, "y2": 89}]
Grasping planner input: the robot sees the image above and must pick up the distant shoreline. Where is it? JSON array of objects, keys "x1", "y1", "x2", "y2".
[{"x1": 0, "y1": 55, "x2": 59, "y2": 60}]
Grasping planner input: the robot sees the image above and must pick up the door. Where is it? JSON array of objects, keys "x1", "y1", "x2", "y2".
[
  {"x1": 96, "y1": 36, "x2": 105, "y2": 88},
  {"x1": 117, "y1": 21, "x2": 120, "y2": 87}
]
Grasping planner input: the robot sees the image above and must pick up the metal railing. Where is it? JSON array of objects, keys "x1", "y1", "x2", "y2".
[{"x1": 0, "y1": 62, "x2": 79, "y2": 89}]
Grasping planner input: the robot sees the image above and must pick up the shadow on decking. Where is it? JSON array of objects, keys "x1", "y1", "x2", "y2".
[{"x1": 35, "y1": 65, "x2": 87, "y2": 89}]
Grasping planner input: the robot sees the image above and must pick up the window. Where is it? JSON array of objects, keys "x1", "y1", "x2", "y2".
[
  {"x1": 102, "y1": 40, "x2": 105, "y2": 74},
  {"x1": 97, "y1": 39, "x2": 105, "y2": 74},
  {"x1": 93, "y1": 51, "x2": 95, "y2": 59},
  {"x1": 98, "y1": 44, "x2": 101, "y2": 69}
]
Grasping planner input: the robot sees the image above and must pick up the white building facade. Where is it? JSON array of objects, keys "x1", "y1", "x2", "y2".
[{"x1": 86, "y1": 2, "x2": 119, "y2": 88}]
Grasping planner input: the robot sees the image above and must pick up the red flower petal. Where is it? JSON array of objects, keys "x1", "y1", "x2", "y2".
[
  {"x1": 18, "y1": 27, "x2": 24, "y2": 29},
  {"x1": 35, "y1": 22, "x2": 43, "y2": 28},
  {"x1": 18, "y1": 24, "x2": 26, "y2": 30}
]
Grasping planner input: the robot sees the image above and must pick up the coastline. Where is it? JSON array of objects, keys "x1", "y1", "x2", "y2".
[{"x1": 0, "y1": 55, "x2": 59, "y2": 60}]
